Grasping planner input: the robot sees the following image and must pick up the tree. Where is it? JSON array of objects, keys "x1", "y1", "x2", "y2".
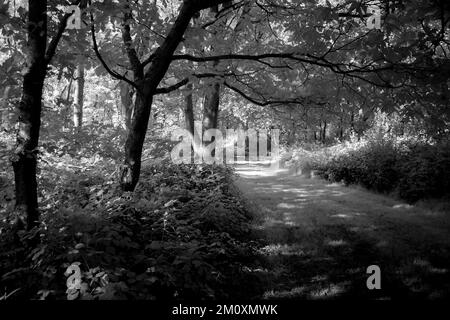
[
  {"x1": 119, "y1": 81, "x2": 134, "y2": 131},
  {"x1": 11, "y1": 0, "x2": 86, "y2": 229},
  {"x1": 184, "y1": 82, "x2": 195, "y2": 136},
  {"x1": 91, "y1": 0, "x2": 449, "y2": 190},
  {"x1": 91, "y1": 0, "x2": 232, "y2": 190},
  {"x1": 74, "y1": 62, "x2": 85, "y2": 128}
]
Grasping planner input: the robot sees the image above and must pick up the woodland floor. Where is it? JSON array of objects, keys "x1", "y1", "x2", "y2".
[{"x1": 234, "y1": 162, "x2": 450, "y2": 300}]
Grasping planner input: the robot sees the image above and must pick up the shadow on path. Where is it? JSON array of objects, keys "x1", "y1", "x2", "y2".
[{"x1": 234, "y1": 162, "x2": 450, "y2": 299}]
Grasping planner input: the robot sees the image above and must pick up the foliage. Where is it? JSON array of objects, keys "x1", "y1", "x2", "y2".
[
  {"x1": 284, "y1": 112, "x2": 450, "y2": 203},
  {"x1": 295, "y1": 141, "x2": 450, "y2": 203},
  {"x1": 319, "y1": 140, "x2": 401, "y2": 193},
  {"x1": 396, "y1": 142, "x2": 450, "y2": 202},
  {"x1": 0, "y1": 0, "x2": 449, "y2": 302},
  {"x1": 0, "y1": 160, "x2": 260, "y2": 300}
]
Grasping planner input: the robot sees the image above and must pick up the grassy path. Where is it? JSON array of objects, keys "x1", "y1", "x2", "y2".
[{"x1": 234, "y1": 163, "x2": 450, "y2": 299}]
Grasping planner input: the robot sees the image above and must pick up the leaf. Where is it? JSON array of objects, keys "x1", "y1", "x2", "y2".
[
  {"x1": 164, "y1": 199, "x2": 177, "y2": 207},
  {"x1": 74, "y1": 243, "x2": 85, "y2": 250}
]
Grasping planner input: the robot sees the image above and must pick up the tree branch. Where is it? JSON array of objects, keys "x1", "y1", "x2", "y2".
[
  {"x1": 154, "y1": 72, "x2": 234, "y2": 94},
  {"x1": 172, "y1": 52, "x2": 404, "y2": 88},
  {"x1": 90, "y1": 11, "x2": 140, "y2": 91},
  {"x1": 45, "y1": 0, "x2": 84, "y2": 65},
  {"x1": 121, "y1": 1, "x2": 143, "y2": 78},
  {"x1": 224, "y1": 81, "x2": 315, "y2": 107}
]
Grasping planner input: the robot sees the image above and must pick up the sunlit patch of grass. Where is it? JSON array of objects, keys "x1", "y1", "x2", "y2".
[
  {"x1": 276, "y1": 203, "x2": 298, "y2": 209},
  {"x1": 259, "y1": 243, "x2": 307, "y2": 256},
  {"x1": 330, "y1": 214, "x2": 352, "y2": 219},
  {"x1": 309, "y1": 282, "x2": 349, "y2": 299},
  {"x1": 393, "y1": 204, "x2": 414, "y2": 209},
  {"x1": 263, "y1": 286, "x2": 306, "y2": 299},
  {"x1": 311, "y1": 275, "x2": 328, "y2": 282},
  {"x1": 326, "y1": 239, "x2": 347, "y2": 247}
]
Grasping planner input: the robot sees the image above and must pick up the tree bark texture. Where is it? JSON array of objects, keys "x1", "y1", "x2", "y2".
[{"x1": 12, "y1": 0, "x2": 48, "y2": 229}]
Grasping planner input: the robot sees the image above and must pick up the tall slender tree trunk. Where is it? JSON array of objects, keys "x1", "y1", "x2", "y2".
[
  {"x1": 184, "y1": 82, "x2": 195, "y2": 136},
  {"x1": 200, "y1": 2, "x2": 232, "y2": 133},
  {"x1": 74, "y1": 63, "x2": 84, "y2": 128},
  {"x1": 12, "y1": 0, "x2": 47, "y2": 229},
  {"x1": 66, "y1": 71, "x2": 74, "y2": 102},
  {"x1": 321, "y1": 121, "x2": 327, "y2": 143},
  {"x1": 202, "y1": 81, "x2": 220, "y2": 132},
  {"x1": 350, "y1": 110, "x2": 355, "y2": 135}
]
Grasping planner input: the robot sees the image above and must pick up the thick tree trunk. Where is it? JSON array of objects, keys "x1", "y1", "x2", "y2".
[
  {"x1": 121, "y1": 89, "x2": 152, "y2": 191},
  {"x1": 120, "y1": 0, "x2": 230, "y2": 191},
  {"x1": 12, "y1": 0, "x2": 47, "y2": 229},
  {"x1": 74, "y1": 63, "x2": 84, "y2": 128},
  {"x1": 120, "y1": 2, "x2": 198, "y2": 191}
]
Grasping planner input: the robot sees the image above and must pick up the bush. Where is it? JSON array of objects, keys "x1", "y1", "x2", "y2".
[
  {"x1": 397, "y1": 142, "x2": 450, "y2": 202},
  {"x1": 291, "y1": 138, "x2": 450, "y2": 203},
  {"x1": 309, "y1": 140, "x2": 400, "y2": 193}
]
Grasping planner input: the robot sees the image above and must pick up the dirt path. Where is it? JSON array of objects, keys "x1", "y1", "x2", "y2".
[{"x1": 234, "y1": 162, "x2": 450, "y2": 299}]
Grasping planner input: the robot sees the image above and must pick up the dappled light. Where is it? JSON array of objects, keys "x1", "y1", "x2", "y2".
[
  {"x1": 0, "y1": 0, "x2": 449, "y2": 304},
  {"x1": 237, "y1": 160, "x2": 450, "y2": 300},
  {"x1": 393, "y1": 204, "x2": 414, "y2": 210}
]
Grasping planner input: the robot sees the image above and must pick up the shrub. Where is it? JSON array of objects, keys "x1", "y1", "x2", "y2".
[
  {"x1": 290, "y1": 137, "x2": 450, "y2": 203},
  {"x1": 396, "y1": 142, "x2": 450, "y2": 202}
]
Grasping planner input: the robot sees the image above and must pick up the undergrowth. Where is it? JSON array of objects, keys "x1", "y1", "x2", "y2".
[
  {"x1": 284, "y1": 135, "x2": 450, "y2": 203},
  {"x1": 0, "y1": 138, "x2": 262, "y2": 299}
]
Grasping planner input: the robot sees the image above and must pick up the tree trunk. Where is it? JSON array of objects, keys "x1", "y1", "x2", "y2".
[
  {"x1": 350, "y1": 110, "x2": 355, "y2": 135},
  {"x1": 120, "y1": 0, "x2": 229, "y2": 191},
  {"x1": 184, "y1": 82, "x2": 195, "y2": 136},
  {"x1": 200, "y1": 2, "x2": 232, "y2": 133},
  {"x1": 66, "y1": 72, "x2": 74, "y2": 103},
  {"x1": 339, "y1": 115, "x2": 344, "y2": 141},
  {"x1": 73, "y1": 63, "x2": 84, "y2": 128},
  {"x1": 322, "y1": 121, "x2": 327, "y2": 143},
  {"x1": 202, "y1": 81, "x2": 220, "y2": 132},
  {"x1": 119, "y1": 81, "x2": 134, "y2": 131},
  {"x1": 1, "y1": 86, "x2": 11, "y2": 128},
  {"x1": 121, "y1": 89, "x2": 152, "y2": 191},
  {"x1": 12, "y1": 0, "x2": 47, "y2": 229}
]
